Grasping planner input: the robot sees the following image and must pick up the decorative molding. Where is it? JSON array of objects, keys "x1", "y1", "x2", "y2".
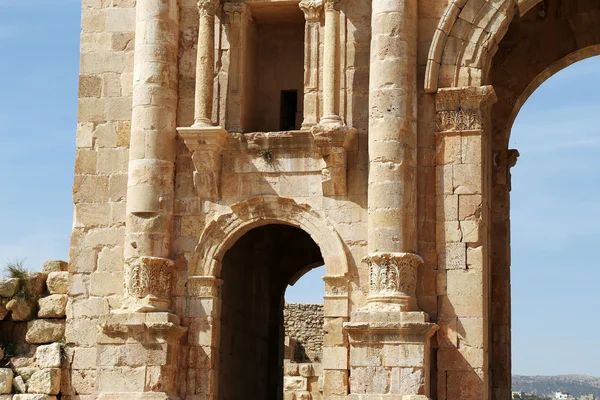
[
  {"x1": 299, "y1": 0, "x2": 323, "y2": 21},
  {"x1": 125, "y1": 257, "x2": 174, "y2": 300},
  {"x1": 435, "y1": 86, "x2": 497, "y2": 133},
  {"x1": 310, "y1": 124, "x2": 357, "y2": 196},
  {"x1": 177, "y1": 126, "x2": 228, "y2": 199},
  {"x1": 323, "y1": 0, "x2": 344, "y2": 11},
  {"x1": 223, "y1": 2, "x2": 251, "y2": 21},
  {"x1": 363, "y1": 252, "x2": 423, "y2": 309},
  {"x1": 436, "y1": 109, "x2": 482, "y2": 132},
  {"x1": 197, "y1": 0, "x2": 218, "y2": 17}
]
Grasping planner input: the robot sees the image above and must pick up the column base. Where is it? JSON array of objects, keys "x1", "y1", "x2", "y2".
[
  {"x1": 319, "y1": 114, "x2": 343, "y2": 125},
  {"x1": 344, "y1": 310, "x2": 438, "y2": 398}
]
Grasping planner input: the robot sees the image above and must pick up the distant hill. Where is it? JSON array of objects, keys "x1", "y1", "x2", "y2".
[{"x1": 513, "y1": 375, "x2": 600, "y2": 397}]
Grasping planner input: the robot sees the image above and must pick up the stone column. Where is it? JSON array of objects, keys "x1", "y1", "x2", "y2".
[
  {"x1": 319, "y1": 0, "x2": 342, "y2": 125},
  {"x1": 97, "y1": 2, "x2": 185, "y2": 399},
  {"x1": 177, "y1": 0, "x2": 228, "y2": 201},
  {"x1": 344, "y1": 0, "x2": 438, "y2": 397},
  {"x1": 194, "y1": 0, "x2": 219, "y2": 127},
  {"x1": 223, "y1": 2, "x2": 252, "y2": 132},
  {"x1": 122, "y1": 0, "x2": 179, "y2": 313},
  {"x1": 434, "y1": 86, "x2": 497, "y2": 400},
  {"x1": 299, "y1": 0, "x2": 323, "y2": 130}
]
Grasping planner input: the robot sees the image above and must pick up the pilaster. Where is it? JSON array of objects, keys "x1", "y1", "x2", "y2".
[
  {"x1": 434, "y1": 85, "x2": 497, "y2": 400},
  {"x1": 299, "y1": 0, "x2": 323, "y2": 130},
  {"x1": 223, "y1": 2, "x2": 253, "y2": 133}
]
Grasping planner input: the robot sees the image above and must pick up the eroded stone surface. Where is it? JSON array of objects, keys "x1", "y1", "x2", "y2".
[
  {"x1": 26, "y1": 320, "x2": 65, "y2": 344},
  {"x1": 0, "y1": 368, "x2": 13, "y2": 394},
  {"x1": 37, "y1": 295, "x2": 67, "y2": 319}
]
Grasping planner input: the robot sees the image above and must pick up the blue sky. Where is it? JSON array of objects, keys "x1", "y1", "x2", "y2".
[{"x1": 1, "y1": 0, "x2": 599, "y2": 377}]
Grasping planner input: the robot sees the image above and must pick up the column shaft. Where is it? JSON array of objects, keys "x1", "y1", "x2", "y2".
[
  {"x1": 367, "y1": 0, "x2": 418, "y2": 254},
  {"x1": 194, "y1": 0, "x2": 218, "y2": 127},
  {"x1": 123, "y1": 0, "x2": 179, "y2": 311},
  {"x1": 299, "y1": 0, "x2": 322, "y2": 129},
  {"x1": 320, "y1": 0, "x2": 342, "y2": 125}
]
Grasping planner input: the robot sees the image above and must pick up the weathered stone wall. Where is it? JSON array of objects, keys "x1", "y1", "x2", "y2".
[
  {"x1": 284, "y1": 303, "x2": 324, "y2": 362},
  {"x1": 0, "y1": 260, "x2": 68, "y2": 398},
  {"x1": 283, "y1": 361, "x2": 322, "y2": 400}
]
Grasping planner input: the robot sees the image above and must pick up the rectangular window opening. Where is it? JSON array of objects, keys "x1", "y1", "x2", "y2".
[{"x1": 280, "y1": 90, "x2": 298, "y2": 131}]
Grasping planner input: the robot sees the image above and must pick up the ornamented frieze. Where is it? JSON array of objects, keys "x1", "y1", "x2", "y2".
[{"x1": 436, "y1": 109, "x2": 483, "y2": 131}]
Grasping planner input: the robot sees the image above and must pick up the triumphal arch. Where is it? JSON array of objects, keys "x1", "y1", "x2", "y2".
[{"x1": 31, "y1": 0, "x2": 600, "y2": 398}]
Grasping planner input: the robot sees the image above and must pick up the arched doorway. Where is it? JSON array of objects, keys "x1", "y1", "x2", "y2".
[
  {"x1": 426, "y1": 0, "x2": 600, "y2": 397},
  {"x1": 217, "y1": 224, "x2": 324, "y2": 400},
  {"x1": 187, "y1": 196, "x2": 351, "y2": 400}
]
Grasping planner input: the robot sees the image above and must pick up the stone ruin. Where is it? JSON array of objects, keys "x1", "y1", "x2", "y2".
[
  {"x1": 2, "y1": 0, "x2": 600, "y2": 398},
  {"x1": 0, "y1": 261, "x2": 68, "y2": 399}
]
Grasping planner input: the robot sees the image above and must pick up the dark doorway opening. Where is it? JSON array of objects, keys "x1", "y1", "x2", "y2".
[
  {"x1": 217, "y1": 224, "x2": 323, "y2": 400},
  {"x1": 280, "y1": 90, "x2": 298, "y2": 131}
]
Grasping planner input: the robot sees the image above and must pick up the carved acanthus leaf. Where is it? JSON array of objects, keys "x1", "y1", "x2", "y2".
[
  {"x1": 436, "y1": 109, "x2": 483, "y2": 132},
  {"x1": 363, "y1": 252, "x2": 422, "y2": 299}
]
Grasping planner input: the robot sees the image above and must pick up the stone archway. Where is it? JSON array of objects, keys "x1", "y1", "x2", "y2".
[
  {"x1": 426, "y1": 0, "x2": 600, "y2": 398},
  {"x1": 185, "y1": 195, "x2": 351, "y2": 399}
]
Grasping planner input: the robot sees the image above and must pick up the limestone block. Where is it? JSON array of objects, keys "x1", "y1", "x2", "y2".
[
  {"x1": 13, "y1": 396, "x2": 57, "y2": 400},
  {"x1": 14, "y1": 367, "x2": 36, "y2": 382},
  {"x1": 42, "y1": 261, "x2": 68, "y2": 274},
  {"x1": 13, "y1": 375, "x2": 27, "y2": 393},
  {"x1": 6, "y1": 298, "x2": 36, "y2": 321},
  {"x1": 284, "y1": 362, "x2": 299, "y2": 376},
  {"x1": 299, "y1": 364, "x2": 313, "y2": 377},
  {"x1": 24, "y1": 273, "x2": 46, "y2": 298},
  {"x1": 26, "y1": 320, "x2": 66, "y2": 344},
  {"x1": 0, "y1": 278, "x2": 19, "y2": 298},
  {"x1": 35, "y1": 343, "x2": 62, "y2": 369},
  {"x1": 38, "y1": 295, "x2": 68, "y2": 318},
  {"x1": 284, "y1": 377, "x2": 307, "y2": 391},
  {"x1": 0, "y1": 395, "x2": 12, "y2": 400},
  {"x1": 296, "y1": 392, "x2": 310, "y2": 400},
  {"x1": 0, "y1": 368, "x2": 13, "y2": 393},
  {"x1": 0, "y1": 299, "x2": 8, "y2": 320},
  {"x1": 284, "y1": 393, "x2": 296, "y2": 400},
  {"x1": 27, "y1": 369, "x2": 61, "y2": 395}
]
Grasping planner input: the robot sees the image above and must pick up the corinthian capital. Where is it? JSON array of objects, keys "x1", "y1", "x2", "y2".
[
  {"x1": 299, "y1": 0, "x2": 323, "y2": 21},
  {"x1": 323, "y1": 0, "x2": 344, "y2": 11},
  {"x1": 223, "y1": 2, "x2": 252, "y2": 21},
  {"x1": 198, "y1": 0, "x2": 218, "y2": 17},
  {"x1": 363, "y1": 252, "x2": 423, "y2": 311}
]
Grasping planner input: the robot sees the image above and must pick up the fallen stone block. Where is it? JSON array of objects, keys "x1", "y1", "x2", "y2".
[
  {"x1": 6, "y1": 298, "x2": 35, "y2": 321},
  {"x1": 26, "y1": 320, "x2": 65, "y2": 344},
  {"x1": 14, "y1": 395, "x2": 57, "y2": 400},
  {"x1": 45, "y1": 273, "x2": 68, "y2": 295},
  {"x1": 35, "y1": 343, "x2": 62, "y2": 369},
  {"x1": 0, "y1": 368, "x2": 13, "y2": 394},
  {"x1": 23, "y1": 273, "x2": 46, "y2": 298},
  {"x1": 42, "y1": 260, "x2": 68, "y2": 274},
  {"x1": 37, "y1": 295, "x2": 67, "y2": 319},
  {"x1": 0, "y1": 278, "x2": 19, "y2": 298},
  {"x1": 13, "y1": 375, "x2": 27, "y2": 393},
  {"x1": 26, "y1": 368, "x2": 61, "y2": 395}
]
